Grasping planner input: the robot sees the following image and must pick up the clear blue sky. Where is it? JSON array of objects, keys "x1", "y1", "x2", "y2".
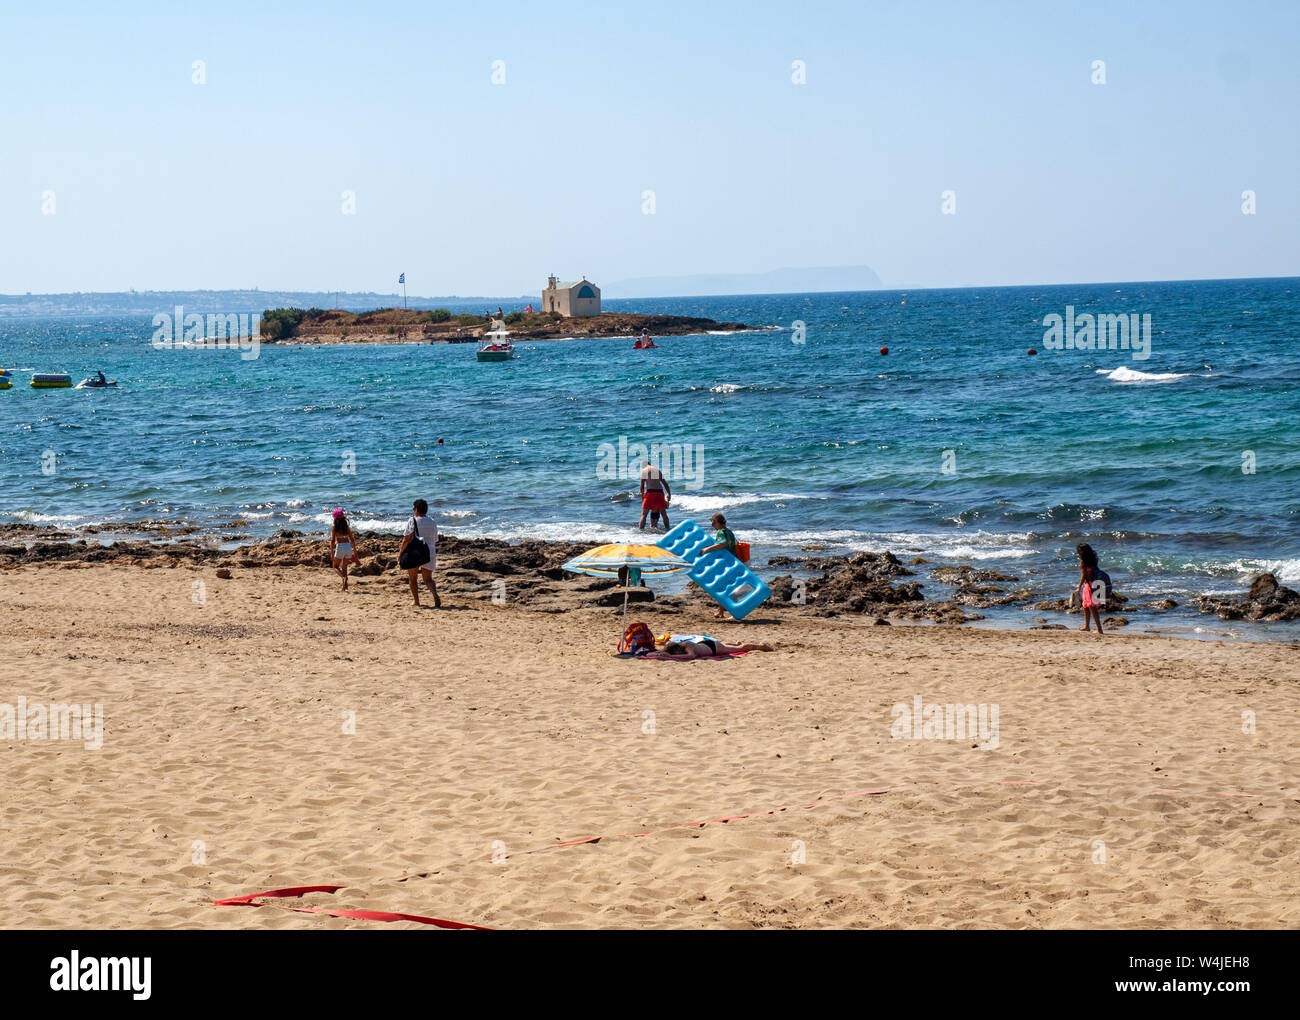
[{"x1": 1, "y1": 0, "x2": 1296, "y2": 295}]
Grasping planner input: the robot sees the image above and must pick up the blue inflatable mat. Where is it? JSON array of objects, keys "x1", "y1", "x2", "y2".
[{"x1": 656, "y1": 519, "x2": 771, "y2": 620}]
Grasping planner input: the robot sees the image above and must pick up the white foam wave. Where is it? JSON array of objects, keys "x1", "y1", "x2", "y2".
[
  {"x1": 713, "y1": 527, "x2": 1037, "y2": 560},
  {"x1": 709, "y1": 383, "x2": 747, "y2": 393},
  {"x1": 671, "y1": 492, "x2": 813, "y2": 513},
  {"x1": 1223, "y1": 557, "x2": 1300, "y2": 584},
  {"x1": 6, "y1": 511, "x2": 84, "y2": 523},
  {"x1": 1096, "y1": 366, "x2": 1203, "y2": 384}
]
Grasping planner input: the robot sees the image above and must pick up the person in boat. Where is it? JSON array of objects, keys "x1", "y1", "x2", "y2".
[{"x1": 638, "y1": 461, "x2": 671, "y2": 530}]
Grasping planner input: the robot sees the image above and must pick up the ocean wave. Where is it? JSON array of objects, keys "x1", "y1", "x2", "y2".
[
  {"x1": 429, "y1": 520, "x2": 1034, "y2": 561},
  {"x1": 671, "y1": 492, "x2": 813, "y2": 513},
  {"x1": 1223, "y1": 557, "x2": 1300, "y2": 583},
  {"x1": 739, "y1": 527, "x2": 1037, "y2": 560},
  {"x1": 1096, "y1": 366, "x2": 1206, "y2": 384},
  {"x1": 453, "y1": 521, "x2": 651, "y2": 545},
  {"x1": 5, "y1": 510, "x2": 85, "y2": 523},
  {"x1": 709, "y1": 383, "x2": 747, "y2": 393}
]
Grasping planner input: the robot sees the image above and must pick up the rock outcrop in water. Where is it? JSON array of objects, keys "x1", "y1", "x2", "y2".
[
  {"x1": 1197, "y1": 573, "x2": 1300, "y2": 622},
  {"x1": 765, "y1": 550, "x2": 983, "y2": 623}
]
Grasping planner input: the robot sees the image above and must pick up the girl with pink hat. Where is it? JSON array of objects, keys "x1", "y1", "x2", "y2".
[{"x1": 330, "y1": 508, "x2": 360, "y2": 591}]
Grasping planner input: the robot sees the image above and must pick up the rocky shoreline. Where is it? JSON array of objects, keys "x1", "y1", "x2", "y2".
[
  {"x1": 269, "y1": 312, "x2": 769, "y2": 346},
  {"x1": 3, "y1": 522, "x2": 1295, "y2": 629}
]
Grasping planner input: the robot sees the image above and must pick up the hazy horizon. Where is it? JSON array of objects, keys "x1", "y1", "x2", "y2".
[
  {"x1": 3, "y1": 270, "x2": 1299, "y2": 309},
  {"x1": 2, "y1": 0, "x2": 1297, "y2": 295}
]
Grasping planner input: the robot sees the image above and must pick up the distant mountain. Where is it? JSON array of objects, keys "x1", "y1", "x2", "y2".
[
  {"x1": 0, "y1": 290, "x2": 532, "y2": 318},
  {"x1": 604, "y1": 266, "x2": 883, "y2": 298}
]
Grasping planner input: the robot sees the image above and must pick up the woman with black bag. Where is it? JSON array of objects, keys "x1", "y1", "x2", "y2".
[{"x1": 398, "y1": 499, "x2": 441, "y2": 608}]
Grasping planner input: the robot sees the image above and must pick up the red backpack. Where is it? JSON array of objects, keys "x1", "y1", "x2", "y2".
[{"x1": 619, "y1": 621, "x2": 656, "y2": 654}]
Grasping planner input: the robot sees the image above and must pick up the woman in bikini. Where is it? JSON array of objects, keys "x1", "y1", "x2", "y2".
[{"x1": 660, "y1": 638, "x2": 773, "y2": 658}]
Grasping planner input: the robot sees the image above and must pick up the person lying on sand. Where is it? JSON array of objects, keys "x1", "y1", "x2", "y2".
[{"x1": 660, "y1": 638, "x2": 773, "y2": 658}]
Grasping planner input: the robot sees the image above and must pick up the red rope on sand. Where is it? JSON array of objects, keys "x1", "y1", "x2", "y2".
[
  {"x1": 212, "y1": 886, "x2": 492, "y2": 930},
  {"x1": 507, "y1": 787, "x2": 893, "y2": 859}
]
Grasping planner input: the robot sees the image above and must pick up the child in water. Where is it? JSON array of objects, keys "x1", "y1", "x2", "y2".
[
  {"x1": 330, "y1": 509, "x2": 359, "y2": 591},
  {"x1": 1076, "y1": 542, "x2": 1104, "y2": 635}
]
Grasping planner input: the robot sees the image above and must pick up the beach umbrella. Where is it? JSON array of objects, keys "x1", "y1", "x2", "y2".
[{"x1": 561, "y1": 543, "x2": 691, "y2": 642}]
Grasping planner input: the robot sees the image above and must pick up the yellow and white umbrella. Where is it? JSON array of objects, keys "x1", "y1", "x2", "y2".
[{"x1": 562, "y1": 543, "x2": 691, "y2": 640}]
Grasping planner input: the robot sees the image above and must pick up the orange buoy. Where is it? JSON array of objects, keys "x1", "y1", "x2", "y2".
[
  {"x1": 1027, "y1": 348, "x2": 1037, "y2": 356},
  {"x1": 880, "y1": 346, "x2": 889, "y2": 355}
]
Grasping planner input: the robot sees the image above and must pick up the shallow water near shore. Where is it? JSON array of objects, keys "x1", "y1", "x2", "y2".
[{"x1": 2, "y1": 279, "x2": 1298, "y2": 640}]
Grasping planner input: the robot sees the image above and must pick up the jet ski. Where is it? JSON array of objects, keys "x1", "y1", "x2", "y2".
[{"x1": 75, "y1": 376, "x2": 118, "y2": 389}]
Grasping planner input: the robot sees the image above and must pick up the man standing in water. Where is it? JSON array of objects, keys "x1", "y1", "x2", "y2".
[{"x1": 638, "y1": 460, "x2": 671, "y2": 531}]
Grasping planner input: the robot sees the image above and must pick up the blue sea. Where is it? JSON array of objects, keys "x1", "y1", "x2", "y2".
[{"x1": 2, "y1": 279, "x2": 1298, "y2": 640}]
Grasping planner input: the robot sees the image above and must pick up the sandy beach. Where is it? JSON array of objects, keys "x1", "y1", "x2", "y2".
[{"x1": 3, "y1": 555, "x2": 1297, "y2": 930}]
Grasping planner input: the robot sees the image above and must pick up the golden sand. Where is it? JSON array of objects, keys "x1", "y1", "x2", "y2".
[{"x1": 2, "y1": 563, "x2": 1297, "y2": 929}]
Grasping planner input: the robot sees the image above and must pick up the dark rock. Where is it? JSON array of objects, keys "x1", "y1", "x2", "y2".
[
  {"x1": 931, "y1": 565, "x2": 1019, "y2": 584},
  {"x1": 1197, "y1": 572, "x2": 1300, "y2": 622},
  {"x1": 591, "y1": 587, "x2": 655, "y2": 608}
]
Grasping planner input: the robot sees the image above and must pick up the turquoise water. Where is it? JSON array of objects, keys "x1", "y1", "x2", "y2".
[{"x1": 2, "y1": 279, "x2": 1298, "y2": 639}]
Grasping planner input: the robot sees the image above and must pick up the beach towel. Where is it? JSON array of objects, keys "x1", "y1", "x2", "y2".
[{"x1": 632, "y1": 650, "x2": 749, "y2": 661}]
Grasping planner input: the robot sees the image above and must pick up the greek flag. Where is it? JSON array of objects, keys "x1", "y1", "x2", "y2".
[{"x1": 398, "y1": 273, "x2": 405, "y2": 284}]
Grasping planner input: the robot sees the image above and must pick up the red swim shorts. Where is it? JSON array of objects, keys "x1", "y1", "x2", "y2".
[{"x1": 641, "y1": 490, "x2": 668, "y2": 511}]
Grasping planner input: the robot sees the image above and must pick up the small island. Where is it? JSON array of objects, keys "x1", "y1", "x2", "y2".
[{"x1": 259, "y1": 307, "x2": 765, "y2": 345}]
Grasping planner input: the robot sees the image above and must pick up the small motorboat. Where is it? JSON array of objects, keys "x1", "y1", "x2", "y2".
[
  {"x1": 476, "y1": 321, "x2": 515, "y2": 362},
  {"x1": 75, "y1": 376, "x2": 118, "y2": 389},
  {"x1": 31, "y1": 373, "x2": 73, "y2": 389},
  {"x1": 632, "y1": 339, "x2": 658, "y2": 349}
]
